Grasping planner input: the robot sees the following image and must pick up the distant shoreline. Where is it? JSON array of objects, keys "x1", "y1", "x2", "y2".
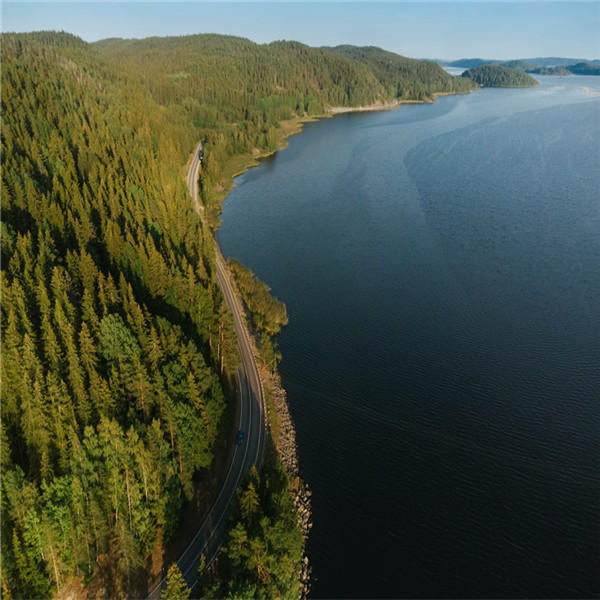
[
  {"x1": 325, "y1": 91, "x2": 472, "y2": 112},
  {"x1": 227, "y1": 89, "x2": 471, "y2": 181}
]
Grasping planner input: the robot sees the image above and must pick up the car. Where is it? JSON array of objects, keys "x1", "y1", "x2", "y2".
[{"x1": 236, "y1": 429, "x2": 244, "y2": 445}]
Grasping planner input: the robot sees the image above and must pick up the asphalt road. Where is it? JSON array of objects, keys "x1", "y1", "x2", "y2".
[{"x1": 148, "y1": 143, "x2": 266, "y2": 598}]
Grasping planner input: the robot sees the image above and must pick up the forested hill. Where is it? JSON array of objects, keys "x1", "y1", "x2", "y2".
[
  {"x1": 1, "y1": 31, "x2": 472, "y2": 598},
  {"x1": 322, "y1": 45, "x2": 473, "y2": 100},
  {"x1": 93, "y1": 35, "x2": 473, "y2": 109},
  {"x1": 93, "y1": 34, "x2": 389, "y2": 111},
  {"x1": 462, "y1": 65, "x2": 538, "y2": 88}
]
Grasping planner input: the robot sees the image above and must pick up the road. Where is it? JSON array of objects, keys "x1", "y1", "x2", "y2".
[{"x1": 148, "y1": 142, "x2": 266, "y2": 598}]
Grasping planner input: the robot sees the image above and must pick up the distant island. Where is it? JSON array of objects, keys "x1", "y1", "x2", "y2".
[
  {"x1": 440, "y1": 56, "x2": 600, "y2": 76},
  {"x1": 462, "y1": 65, "x2": 539, "y2": 88}
]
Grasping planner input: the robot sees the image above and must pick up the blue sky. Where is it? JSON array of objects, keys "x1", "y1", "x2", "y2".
[{"x1": 2, "y1": 2, "x2": 599, "y2": 60}]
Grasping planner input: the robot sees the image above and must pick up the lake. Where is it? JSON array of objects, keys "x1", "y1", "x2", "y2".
[{"x1": 218, "y1": 76, "x2": 600, "y2": 598}]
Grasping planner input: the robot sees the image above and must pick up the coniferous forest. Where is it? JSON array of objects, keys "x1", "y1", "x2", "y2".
[{"x1": 1, "y1": 31, "x2": 474, "y2": 597}]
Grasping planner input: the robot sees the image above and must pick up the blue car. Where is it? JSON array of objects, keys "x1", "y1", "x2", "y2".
[{"x1": 236, "y1": 429, "x2": 244, "y2": 445}]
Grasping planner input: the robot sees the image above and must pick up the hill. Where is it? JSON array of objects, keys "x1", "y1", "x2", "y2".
[
  {"x1": 462, "y1": 65, "x2": 539, "y2": 87},
  {"x1": 445, "y1": 56, "x2": 595, "y2": 69},
  {"x1": 322, "y1": 45, "x2": 473, "y2": 101}
]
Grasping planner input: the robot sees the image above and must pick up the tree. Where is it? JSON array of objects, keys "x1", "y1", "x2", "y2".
[
  {"x1": 240, "y1": 482, "x2": 260, "y2": 522},
  {"x1": 161, "y1": 563, "x2": 190, "y2": 600}
]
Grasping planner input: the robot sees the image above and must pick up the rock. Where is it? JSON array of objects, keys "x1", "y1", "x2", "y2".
[{"x1": 255, "y1": 350, "x2": 313, "y2": 598}]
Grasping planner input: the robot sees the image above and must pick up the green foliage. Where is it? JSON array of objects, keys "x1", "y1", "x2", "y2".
[
  {"x1": 92, "y1": 34, "x2": 391, "y2": 221},
  {"x1": 446, "y1": 57, "x2": 598, "y2": 76},
  {"x1": 162, "y1": 563, "x2": 191, "y2": 600},
  {"x1": 502, "y1": 59, "x2": 536, "y2": 71},
  {"x1": 200, "y1": 462, "x2": 304, "y2": 599},
  {"x1": 502, "y1": 59, "x2": 574, "y2": 76},
  {"x1": 99, "y1": 313, "x2": 141, "y2": 362},
  {"x1": 445, "y1": 58, "x2": 497, "y2": 69},
  {"x1": 527, "y1": 66, "x2": 571, "y2": 76},
  {"x1": 462, "y1": 65, "x2": 539, "y2": 87}
]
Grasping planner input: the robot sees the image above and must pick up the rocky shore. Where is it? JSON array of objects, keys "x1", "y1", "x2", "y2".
[{"x1": 258, "y1": 364, "x2": 313, "y2": 598}]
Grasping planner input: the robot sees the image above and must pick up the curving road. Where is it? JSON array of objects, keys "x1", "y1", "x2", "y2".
[{"x1": 148, "y1": 143, "x2": 266, "y2": 598}]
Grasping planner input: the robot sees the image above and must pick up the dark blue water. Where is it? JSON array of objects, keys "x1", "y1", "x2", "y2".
[{"x1": 218, "y1": 77, "x2": 600, "y2": 598}]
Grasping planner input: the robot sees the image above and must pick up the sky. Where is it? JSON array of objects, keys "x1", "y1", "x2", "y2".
[{"x1": 2, "y1": 2, "x2": 599, "y2": 60}]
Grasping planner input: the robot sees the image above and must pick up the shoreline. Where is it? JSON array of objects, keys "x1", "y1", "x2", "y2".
[{"x1": 224, "y1": 90, "x2": 470, "y2": 184}]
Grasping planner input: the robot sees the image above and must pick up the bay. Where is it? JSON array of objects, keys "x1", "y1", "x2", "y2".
[{"x1": 218, "y1": 76, "x2": 600, "y2": 598}]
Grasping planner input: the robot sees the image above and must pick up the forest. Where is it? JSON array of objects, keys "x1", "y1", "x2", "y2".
[
  {"x1": 201, "y1": 460, "x2": 304, "y2": 599},
  {"x1": 1, "y1": 31, "x2": 473, "y2": 597},
  {"x1": 1, "y1": 31, "x2": 239, "y2": 598}
]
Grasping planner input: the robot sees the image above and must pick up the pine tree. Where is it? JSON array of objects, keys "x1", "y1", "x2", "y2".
[
  {"x1": 161, "y1": 563, "x2": 190, "y2": 600},
  {"x1": 240, "y1": 482, "x2": 260, "y2": 522}
]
